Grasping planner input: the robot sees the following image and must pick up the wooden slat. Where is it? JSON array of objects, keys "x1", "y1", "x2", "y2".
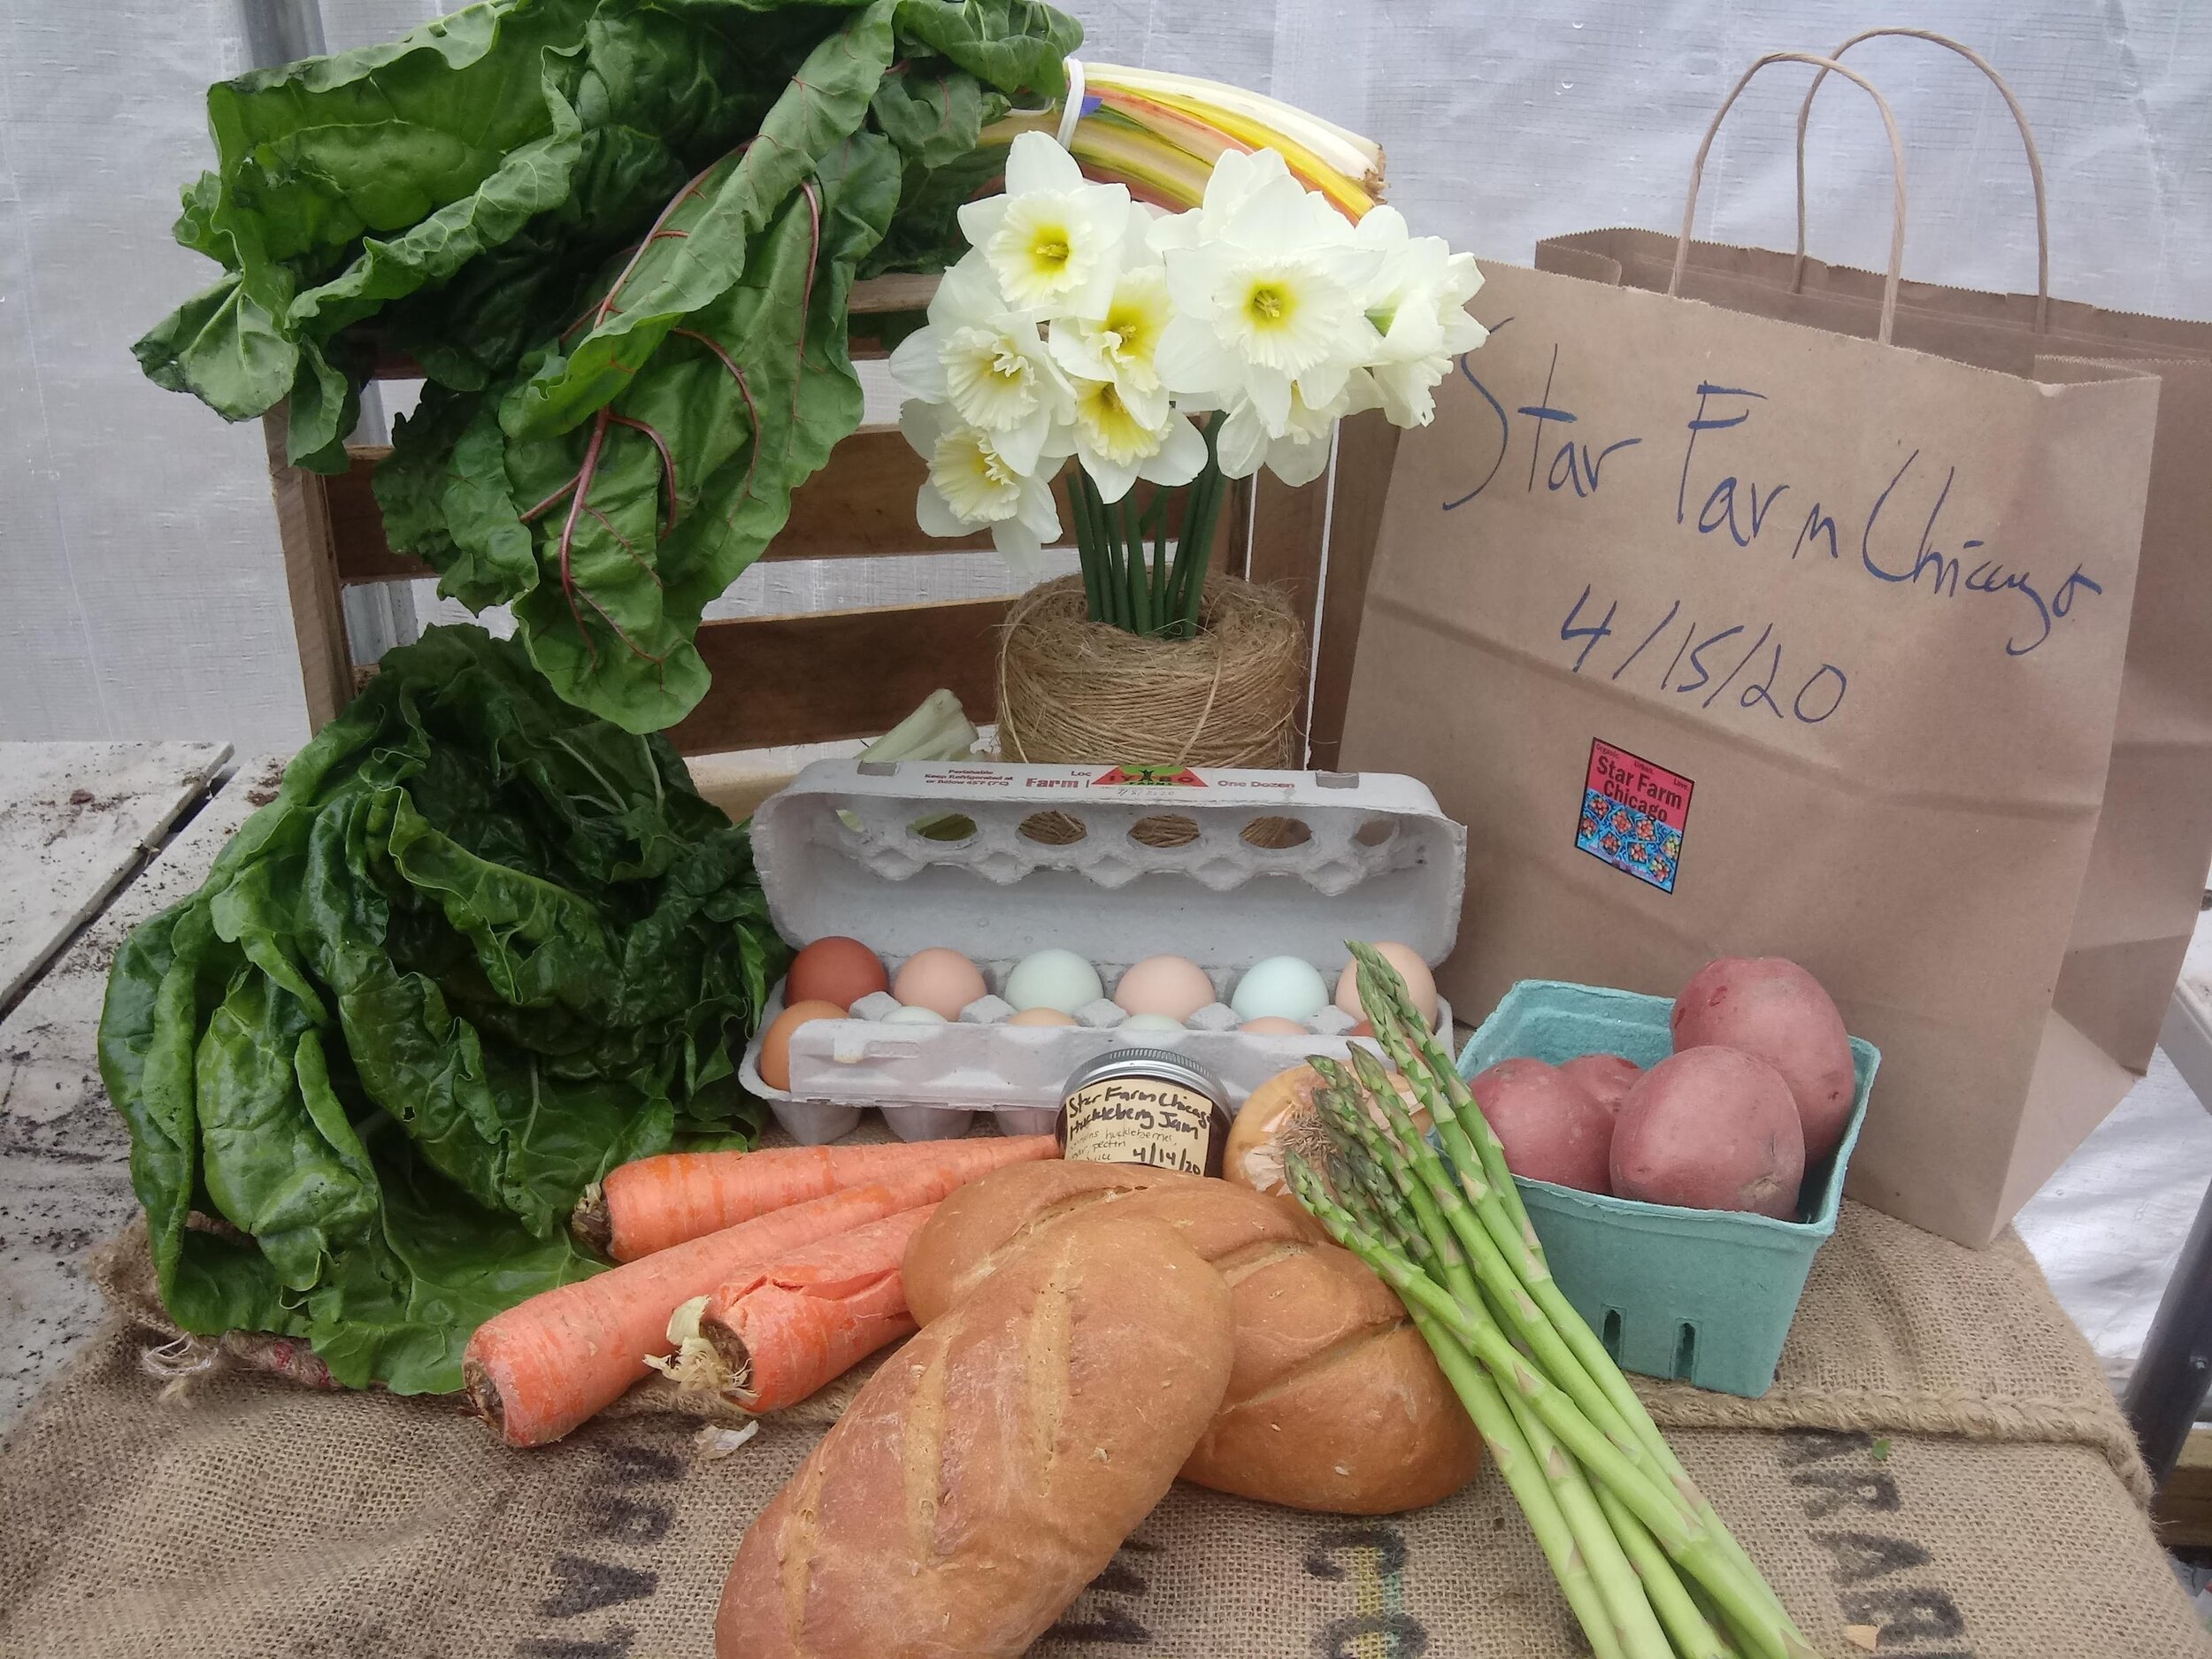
[
  {"x1": 326, "y1": 449, "x2": 429, "y2": 580},
  {"x1": 327, "y1": 430, "x2": 990, "y2": 585},
  {"x1": 364, "y1": 275, "x2": 942, "y2": 380},
  {"x1": 1307, "y1": 409, "x2": 1402, "y2": 772},
  {"x1": 263, "y1": 410, "x2": 355, "y2": 727},
  {"x1": 665, "y1": 597, "x2": 1009, "y2": 755},
  {"x1": 847, "y1": 273, "x2": 940, "y2": 314},
  {"x1": 1243, "y1": 442, "x2": 1332, "y2": 763},
  {"x1": 2154, "y1": 1425, "x2": 2212, "y2": 1546},
  {"x1": 0, "y1": 741, "x2": 230, "y2": 1011},
  {"x1": 330, "y1": 428, "x2": 1205, "y2": 583}
]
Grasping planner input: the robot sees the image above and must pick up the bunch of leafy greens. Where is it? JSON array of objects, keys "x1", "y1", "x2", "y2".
[
  {"x1": 136, "y1": 0, "x2": 1080, "y2": 732},
  {"x1": 97, "y1": 626, "x2": 787, "y2": 1393}
]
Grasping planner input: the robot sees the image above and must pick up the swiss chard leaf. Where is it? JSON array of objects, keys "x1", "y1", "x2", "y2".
[
  {"x1": 99, "y1": 626, "x2": 785, "y2": 1392},
  {"x1": 148, "y1": 0, "x2": 1081, "y2": 722}
]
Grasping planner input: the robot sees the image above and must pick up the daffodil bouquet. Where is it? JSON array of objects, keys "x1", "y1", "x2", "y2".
[{"x1": 891, "y1": 124, "x2": 1487, "y2": 638}]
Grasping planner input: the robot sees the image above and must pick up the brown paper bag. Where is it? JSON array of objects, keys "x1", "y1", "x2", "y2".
[
  {"x1": 1342, "y1": 51, "x2": 2170, "y2": 1248},
  {"x1": 1549, "y1": 26, "x2": 2212, "y2": 1114}
]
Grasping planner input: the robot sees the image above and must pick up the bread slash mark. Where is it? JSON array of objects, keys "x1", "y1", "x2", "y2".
[
  {"x1": 1027, "y1": 1235, "x2": 1078, "y2": 1494},
  {"x1": 900, "y1": 1333, "x2": 950, "y2": 1563}
]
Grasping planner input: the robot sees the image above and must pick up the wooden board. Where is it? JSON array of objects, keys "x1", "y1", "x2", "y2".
[
  {"x1": 0, "y1": 741, "x2": 230, "y2": 1010},
  {"x1": 326, "y1": 428, "x2": 1213, "y2": 585},
  {"x1": 0, "y1": 756, "x2": 283, "y2": 1425},
  {"x1": 2154, "y1": 1424, "x2": 2212, "y2": 1545},
  {"x1": 264, "y1": 411, "x2": 354, "y2": 726},
  {"x1": 325, "y1": 432, "x2": 1004, "y2": 584},
  {"x1": 666, "y1": 598, "x2": 1010, "y2": 755}
]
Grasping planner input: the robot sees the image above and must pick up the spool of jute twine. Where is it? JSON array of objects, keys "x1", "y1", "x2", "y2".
[{"x1": 996, "y1": 573, "x2": 1306, "y2": 772}]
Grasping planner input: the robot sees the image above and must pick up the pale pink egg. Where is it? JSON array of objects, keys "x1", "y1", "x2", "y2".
[
  {"x1": 1113, "y1": 955, "x2": 1217, "y2": 1022},
  {"x1": 1239, "y1": 1017, "x2": 1309, "y2": 1035},
  {"x1": 1007, "y1": 1007, "x2": 1079, "y2": 1028},
  {"x1": 1334, "y1": 942, "x2": 1440, "y2": 1028},
  {"x1": 893, "y1": 947, "x2": 987, "y2": 1020}
]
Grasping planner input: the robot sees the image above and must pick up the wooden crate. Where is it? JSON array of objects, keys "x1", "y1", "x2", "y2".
[{"x1": 265, "y1": 276, "x2": 1401, "y2": 771}]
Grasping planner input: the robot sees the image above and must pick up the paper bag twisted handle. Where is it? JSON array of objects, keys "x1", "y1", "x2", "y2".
[
  {"x1": 1668, "y1": 52, "x2": 1908, "y2": 345},
  {"x1": 1792, "y1": 28, "x2": 2050, "y2": 333}
]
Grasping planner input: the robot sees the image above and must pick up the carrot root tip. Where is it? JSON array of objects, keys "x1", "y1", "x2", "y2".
[
  {"x1": 462, "y1": 1356, "x2": 508, "y2": 1437},
  {"x1": 571, "y1": 1184, "x2": 614, "y2": 1259},
  {"x1": 643, "y1": 1295, "x2": 751, "y2": 1402}
]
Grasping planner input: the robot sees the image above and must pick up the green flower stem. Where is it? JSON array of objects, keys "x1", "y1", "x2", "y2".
[
  {"x1": 1144, "y1": 491, "x2": 1171, "y2": 630},
  {"x1": 1122, "y1": 491, "x2": 1152, "y2": 634}
]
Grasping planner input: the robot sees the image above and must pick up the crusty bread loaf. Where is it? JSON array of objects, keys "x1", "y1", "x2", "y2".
[
  {"x1": 716, "y1": 1212, "x2": 1233, "y2": 1659},
  {"x1": 905, "y1": 1162, "x2": 1482, "y2": 1514}
]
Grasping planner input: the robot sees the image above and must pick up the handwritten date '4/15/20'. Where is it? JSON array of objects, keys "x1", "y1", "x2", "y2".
[{"x1": 1562, "y1": 586, "x2": 1849, "y2": 727}]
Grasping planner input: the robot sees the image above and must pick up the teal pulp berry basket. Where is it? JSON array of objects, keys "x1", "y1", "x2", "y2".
[{"x1": 1455, "y1": 979, "x2": 1878, "y2": 1399}]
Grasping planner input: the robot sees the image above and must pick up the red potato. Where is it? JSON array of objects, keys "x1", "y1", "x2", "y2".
[
  {"x1": 1671, "y1": 957, "x2": 1856, "y2": 1163},
  {"x1": 1611, "y1": 1047, "x2": 1806, "y2": 1218},
  {"x1": 1558, "y1": 1054, "x2": 1642, "y2": 1118},
  {"x1": 1469, "y1": 1057, "x2": 1613, "y2": 1194}
]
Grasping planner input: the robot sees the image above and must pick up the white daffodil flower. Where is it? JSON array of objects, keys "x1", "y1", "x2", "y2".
[
  {"x1": 1048, "y1": 254, "x2": 1175, "y2": 417},
  {"x1": 1145, "y1": 148, "x2": 1336, "y2": 257},
  {"x1": 887, "y1": 252, "x2": 1071, "y2": 474},
  {"x1": 958, "y1": 132, "x2": 1132, "y2": 319},
  {"x1": 1350, "y1": 205, "x2": 1488, "y2": 426},
  {"x1": 1216, "y1": 368, "x2": 1380, "y2": 487},
  {"x1": 1153, "y1": 148, "x2": 1383, "y2": 439},
  {"x1": 899, "y1": 397, "x2": 1067, "y2": 581},
  {"x1": 1067, "y1": 376, "x2": 1209, "y2": 503}
]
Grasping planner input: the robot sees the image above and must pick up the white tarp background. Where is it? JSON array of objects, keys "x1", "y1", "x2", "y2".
[
  {"x1": 3, "y1": 1, "x2": 2211, "y2": 1380},
  {"x1": 4, "y1": 0, "x2": 2206, "y2": 749}
]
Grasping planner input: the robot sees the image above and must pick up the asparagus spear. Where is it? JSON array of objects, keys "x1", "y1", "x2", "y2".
[
  {"x1": 1300, "y1": 1158, "x2": 1641, "y2": 1659},
  {"x1": 1348, "y1": 944, "x2": 1811, "y2": 1651},
  {"x1": 1290, "y1": 1163, "x2": 1800, "y2": 1659}
]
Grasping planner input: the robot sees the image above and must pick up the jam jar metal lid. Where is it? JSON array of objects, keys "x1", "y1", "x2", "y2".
[{"x1": 1061, "y1": 1048, "x2": 1227, "y2": 1102}]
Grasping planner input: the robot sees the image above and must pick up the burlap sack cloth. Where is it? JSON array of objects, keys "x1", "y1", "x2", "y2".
[{"x1": 3, "y1": 1204, "x2": 2203, "y2": 1658}]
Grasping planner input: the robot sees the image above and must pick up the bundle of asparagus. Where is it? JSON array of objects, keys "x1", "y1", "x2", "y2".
[{"x1": 1286, "y1": 943, "x2": 1823, "y2": 1659}]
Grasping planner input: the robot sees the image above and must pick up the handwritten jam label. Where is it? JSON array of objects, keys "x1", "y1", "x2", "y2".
[
  {"x1": 1061, "y1": 1078, "x2": 1221, "y2": 1176},
  {"x1": 1578, "y1": 739, "x2": 1691, "y2": 894}
]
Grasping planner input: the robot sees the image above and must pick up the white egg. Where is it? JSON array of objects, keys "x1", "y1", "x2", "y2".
[
  {"x1": 1230, "y1": 956, "x2": 1332, "y2": 1023},
  {"x1": 880, "y1": 1005, "x2": 949, "y2": 1025},
  {"x1": 1120, "y1": 1012, "x2": 1186, "y2": 1033},
  {"x1": 1003, "y1": 948, "x2": 1104, "y2": 1015}
]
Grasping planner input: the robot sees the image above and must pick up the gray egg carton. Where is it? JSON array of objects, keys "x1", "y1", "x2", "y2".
[{"x1": 741, "y1": 759, "x2": 1466, "y2": 1143}]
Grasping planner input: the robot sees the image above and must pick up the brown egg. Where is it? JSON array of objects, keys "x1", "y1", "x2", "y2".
[
  {"x1": 1238, "y1": 1016, "x2": 1309, "y2": 1035},
  {"x1": 893, "y1": 948, "x2": 987, "y2": 1019},
  {"x1": 1113, "y1": 955, "x2": 1217, "y2": 1022},
  {"x1": 787, "y1": 936, "x2": 887, "y2": 1010},
  {"x1": 1334, "y1": 941, "x2": 1440, "y2": 1028},
  {"x1": 1007, "y1": 1006, "x2": 1079, "y2": 1028},
  {"x1": 757, "y1": 1000, "x2": 849, "y2": 1092}
]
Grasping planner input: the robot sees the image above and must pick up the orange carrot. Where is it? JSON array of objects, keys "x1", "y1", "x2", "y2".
[
  {"x1": 468, "y1": 1160, "x2": 999, "y2": 1448},
  {"x1": 695, "y1": 1205, "x2": 936, "y2": 1413},
  {"x1": 581, "y1": 1134, "x2": 1058, "y2": 1261}
]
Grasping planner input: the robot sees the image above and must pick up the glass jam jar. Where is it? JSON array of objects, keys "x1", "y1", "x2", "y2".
[{"x1": 1056, "y1": 1048, "x2": 1233, "y2": 1178}]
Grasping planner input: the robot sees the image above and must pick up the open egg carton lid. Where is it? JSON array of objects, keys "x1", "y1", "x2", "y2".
[
  {"x1": 751, "y1": 759, "x2": 1465, "y2": 967},
  {"x1": 745, "y1": 759, "x2": 1467, "y2": 1143}
]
